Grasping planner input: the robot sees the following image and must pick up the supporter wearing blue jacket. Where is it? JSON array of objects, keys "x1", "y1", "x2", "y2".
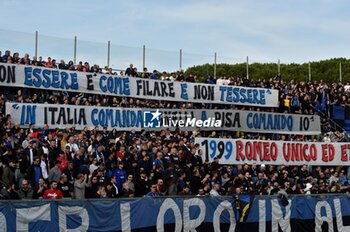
[
  {"x1": 146, "y1": 184, "x2": 161, "y2": 197},
  {"x1": 114, "y1": 162, "x2": 127, "y2": 192},
  {"x1": 2, "y1": 50, "x2": 11, "y2": 63}
]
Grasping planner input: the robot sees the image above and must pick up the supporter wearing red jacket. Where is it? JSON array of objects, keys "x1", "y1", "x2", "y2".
[
  {"x1": 43, "y1": 181, "x2": 63, "y2": 199},
  {"x1": 57, "y1": 151, "x2": 68, "y2": 172},
  {"x1": 115, "y1": 146, "x2": 125, "y2": 161}
]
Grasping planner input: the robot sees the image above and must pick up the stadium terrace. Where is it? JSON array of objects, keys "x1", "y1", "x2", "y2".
[{"x1": 0, "y1": 48, "x2": 350, "y2": 231}]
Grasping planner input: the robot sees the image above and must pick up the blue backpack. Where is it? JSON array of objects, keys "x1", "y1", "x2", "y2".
[{"x1": 291, "y1": 96, "x2": 299, "y2": 107}]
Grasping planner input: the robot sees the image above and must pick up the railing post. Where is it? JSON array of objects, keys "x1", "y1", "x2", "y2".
[
  {"x1": 143, "y1": 45, "x2": 146, "y2": 69},
  {"x1": 107, "y1": 41, "x2": 111, "y2": 67},
  {"x1": 308, "y1": 62, "x2": 311, "y2": 82},
  {"x1": 246, "y1": 56, "x2": 249, "y2": 79},
  {"x1": 179, "y1": 49, "x2": 182, "y2": 71},
  {"x1": 74, "y1": 36, "x2": 77, "y2": 65},
  {"x1": 214, "y1": 52, "x2": 217, "y2": 79},
  {"x1": 35, "y1": 31, "x2": 38, "y2": 57}
]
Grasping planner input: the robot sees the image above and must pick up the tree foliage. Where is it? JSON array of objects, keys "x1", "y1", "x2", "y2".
[{"x1": 185, "y1": 58, "x2": 350, "y2": 83}]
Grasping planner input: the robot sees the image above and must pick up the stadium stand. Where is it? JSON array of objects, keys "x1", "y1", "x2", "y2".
[{"x1": 0, "y1": 49, "x2": 348, "y2": 202}]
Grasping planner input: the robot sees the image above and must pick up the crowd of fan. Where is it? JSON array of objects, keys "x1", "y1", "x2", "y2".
[{"x1": 0, "y1": 50, "x2": 349, "y2": 200}]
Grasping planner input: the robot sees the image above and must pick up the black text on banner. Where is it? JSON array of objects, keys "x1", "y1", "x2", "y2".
[{"x1": 6, "y1": 103, "x2": 321, "y2": 134}]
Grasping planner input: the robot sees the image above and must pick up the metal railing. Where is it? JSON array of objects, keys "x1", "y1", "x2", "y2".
[
  {"x1": 0, "y1": 193, "x2": 348, "y2": 203},
  {"x1": 0, "y1": 28, "x2": 346, "y2": 81}
]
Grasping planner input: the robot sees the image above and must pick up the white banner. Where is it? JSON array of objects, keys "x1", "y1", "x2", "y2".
[
  {"x1": 195, "y1": 137, "x2": 350, "y2": 166},
  {"x1": 0, "y1": 63, "x2": 279, "y2": 107},
  {"x1": 6, "y1": 103, "x2": 320, "y2": 134}
]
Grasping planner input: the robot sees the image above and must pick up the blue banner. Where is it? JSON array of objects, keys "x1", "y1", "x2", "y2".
[{"x1": 0, "y1": 195, "x2": 349, "y2": 231}]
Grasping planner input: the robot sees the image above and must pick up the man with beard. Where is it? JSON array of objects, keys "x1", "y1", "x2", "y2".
[
  {"x1": 48, "y1": 140, "x2": 59, "y2": 169},
  {"x1": 33, "y1": 178, "x2": 47, "y2": 199},
  {"x1": 28, "y1": 156, "x2": 43, "y2": 188},
  {"x1": 58, "y1": 174, "x2": 72, "y2": 198},
  {"x1": 17, "y1": 179, "x2": 33, "y2": 200},
  {"x1": 43, "y1": 181, "x2": 63, "y2": 199},
  {"x1": 106, "y1": 176, "x2": 118, "y2": 198},
  {"x1": 2, "y1": 159, "x2": 16, "y2": 188},
  {"x1": 135, "y1": 171, "x2": 150, "y2": 197},
  {"x1": 156, "y1": 179, "x2": 166, "y2": 195},
  {"x1": 23, "y1": 140, "x2": 37, "y2": 165},
  {"x1": 85, "y1": 175, "x2": 99, "y2": 198}
]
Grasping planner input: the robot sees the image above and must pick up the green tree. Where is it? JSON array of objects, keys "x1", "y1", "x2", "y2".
[{"x1": 185, "y1": 58, "x2": 350, "y2": 83}]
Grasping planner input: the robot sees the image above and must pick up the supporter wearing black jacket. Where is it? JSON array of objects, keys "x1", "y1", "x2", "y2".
[
  {"x1": 33, "y1": 178, "x2": 47, "y2": 199},
  {"x1": 58, "y1": 174, "x2": 72, "y2": 198},
  {"x1": 0, "y1": 184, "x2": 19, "y2": 199},
  {"x1": 135, "y1": 172, "x2": 150, "y2": 197},
  {"x1": 125, "y1": 64, "x2": 136, "y2": 77},
  {"x1": 63, "y1": 161, "x2": 75, "y2": 184},
  {"x1": 85, "y1": 177, "x2": 99, "y2": 198},
  {"x1": 47, "y1": 140, "x2": 60, "y2": 168},
  {"x1": 2, "y1": 160, "x2": 16, "y2": 188},
  {"x1": 23, "y1": 141, "x2": 37, "y2": 167},
  {"x1": 137, "y1": 154, "x2": 152, "y2": 174},
  {"x1": 106, "y1": 176, "x2": 118, "y2": 198}
]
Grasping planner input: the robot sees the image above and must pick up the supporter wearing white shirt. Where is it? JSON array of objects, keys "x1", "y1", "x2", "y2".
[
  {"x1": 216, "y1": 77, "x2": 225, "y2": 85},
  {"x1": 42, "y1": 146, "x2": 48, "y2": 155},
  {"x1": 161, "y1": 73, "x2": 169, "y2": 81},
  {"x1": 209, "y1": 183, "x2": 221, "y2": 197},
  {"x1": 323, "y1": 134, "x2": 331, "y2": 143},
  {"x1": 304, "y1": 183, "x2": 312, "y2": 195},
  {"x1": 89, "y1": 159, "x2": 99, "y2": 174},
  {"x1": 22, "y1": 136, "x2": 31, "y2": 149},
  {"x1": 168, "y1": 75, "x2": 175, "y2": 81},
  {"x1": 65, "y1": 136, "x2": 79, "y2": 159},
  {"x1": 40, "y1": 156, "x2": 49, "y2": 180},
  {"x1": 344, "y1": 82, "x2": 350, "y2": 92}
]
